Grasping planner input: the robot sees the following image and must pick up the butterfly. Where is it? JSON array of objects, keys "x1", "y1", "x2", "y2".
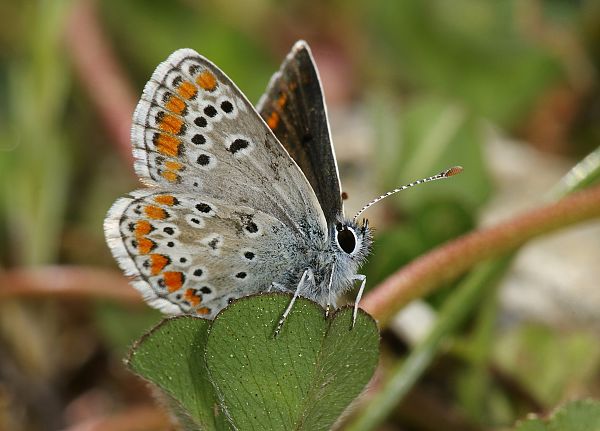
[{"x1": 104, "y1": 40, "x2": 460, "y2": 332}]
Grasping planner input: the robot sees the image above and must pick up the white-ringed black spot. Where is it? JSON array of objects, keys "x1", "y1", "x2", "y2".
[
  {"x1": 235, "y1": 272, "x2": 247, "y2": 279},
  {"x1": 185, "y1": 213, "x2": 205, "y2": 228},
  {"x1": 194, "y1": 268, "x2": 203, "y2": 277},
  {"x1": 163, "y1": 226, "x2": 175, "y2": 235},
  {"x1": 167, "y1": 241, "x2": 175, "y2": 247},
  {"x1": 196, "y1": 154, "x2": 211, "y2": 166},
  {"x1": 244, "y1": 251, "x2": 255, "y2": 260},
  {"x1": 200, "y1": 286, "x2": 211, "y2": 294},
  {"x1": 192, "y1": 134, "x2": 206, "y2": 145},
  {"x1": 229, "y1": 138, "x2": 249, "y2": 154},
  {"x1": 204, "y1": 105, "x2": 217, "y2": 117},
  {"x1": 221, "y1": 100, "x2": 234, "y2": 113},
  {"x1": 195, "y1": 203, "x2": 212, "y2": 213},
  {"x1": 194, "y1": 116, "x2": 207, "y2": 128}
]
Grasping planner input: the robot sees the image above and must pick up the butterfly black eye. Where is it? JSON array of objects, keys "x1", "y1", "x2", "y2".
[{"x1": 336, "y1": 225, "x2": 356, "y2": 254}]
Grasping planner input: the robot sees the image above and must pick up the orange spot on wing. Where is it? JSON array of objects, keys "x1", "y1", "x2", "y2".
[
  {"x1": 144, "y1": 205, "x2": 168, "y2": 220},
  {"x1": 134, "y1": 220, "x2": 153, "y2": 237},
  {"x1": 137, "y1": 237, "x2": 156, "y2": 254},
  {"x1": 266, "y1": 111, "x2": 279, "y2": 129},
  {"x1": 164, "y1": 160, "x2": 183, "y2": 171},
  {"x1": 161, "y1": 170, "x2": 179, "y2": 182},
  {"x1": 150, "y1": 254, "x2": 170, "y2": 275},
  {"x1": 196, "y1": 307, "x2": 211, "y2": 315},
  {"x1": 184, "y1": 289, "x2": 202, "y2": 307},
  {"x1": 165, "y1": 96, "x2": 186, "y2": 115},
  {"x1": 159, "y1": 114, "x2": 184, "y2": 135},
  {"x1": 163, "y1": 271, "x2": 184, "y2": 293},
  {"x1": 154, "y1": 195, "x2": 178, "y2": 206},
  {"x1": 277, "y1": 92, "x2": 287, "y2": 108},
  {"x1": 197, "y1": 70, "x2": 217, "y2": 91},
  {"x1": 155, "y1": 133, "x2": 181, "y2": 157},
  {"x1": 178, "y1": 81, "x2": 198, "y2": 100}
]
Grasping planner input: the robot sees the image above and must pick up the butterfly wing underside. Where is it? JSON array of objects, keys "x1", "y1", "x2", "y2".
[
  {"x1": 104, "y1": 48, "x2": 328, "y2": 316},
  {"x1": 105, "y1": 190, "x2": 295, "y2": 317},
  {"x1": 257, "y1": 41, "x2": 344, "y2": 225}
]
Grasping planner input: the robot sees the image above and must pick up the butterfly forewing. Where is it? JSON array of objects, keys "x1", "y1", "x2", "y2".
[
  {"x1": 105, "y1": 190, "x2": 299, "y2": 317},
  {"x1": 131, "y1": 48, "x2": 326, "y2": 237},
  {"x1": 257, "y1": 41, "x2": 343, "y2": 225}
]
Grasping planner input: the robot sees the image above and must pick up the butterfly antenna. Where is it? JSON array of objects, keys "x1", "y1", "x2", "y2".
[{"x1": 353, "y1": 166, "x2": 463, "y2": 222}]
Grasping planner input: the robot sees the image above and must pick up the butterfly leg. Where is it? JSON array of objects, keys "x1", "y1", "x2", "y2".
[
  {"x1": 274, "y1": 268, "x2": 313, "y2": 337},
  {"x1": 325, "y1": 262, "x2": 336, "y2": 318},
  {"x1": 351, "y1": 274, "x2": 367, "y2": 329}
]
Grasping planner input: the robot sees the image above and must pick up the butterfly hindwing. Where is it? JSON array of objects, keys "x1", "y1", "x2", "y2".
[
  {"x1": 104, "y1": 190, "x2": 301, "y2": 318},
  {"x1": 131, "y1": 48, "x2": 327, "y2": 238},
  {"x1": 257, "y1": 41, "x2": 343, "y2": 224}
]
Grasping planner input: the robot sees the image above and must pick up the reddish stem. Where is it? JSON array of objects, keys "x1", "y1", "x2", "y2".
[
  {"x1": 362, "y1": 183, "x2": 600, "y2": 327},
  {"x1": 0, "y1": 266, "x2": 141, "y2": 304},
  {"x1": 65, "y1": 0, "x2": 136, "y2": 167},
  {"x1": 63, "y1": 405, "x2": 170, "y2": 431}
]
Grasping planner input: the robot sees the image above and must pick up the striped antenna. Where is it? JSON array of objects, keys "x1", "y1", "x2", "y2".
[{"x1": 353, "y1": 166, "x2": 463, "y2": 222}]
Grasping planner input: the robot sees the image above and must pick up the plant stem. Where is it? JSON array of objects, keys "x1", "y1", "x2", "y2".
[
  {"x1": 0, "y1": 266, "x2": 141, "y2": 304},
  {"x1": 65, "y1": 0, "x2": 136, "y2": 168},
  {"x1": 362, "y1": 181, "x2": 600, "y2": 327}
]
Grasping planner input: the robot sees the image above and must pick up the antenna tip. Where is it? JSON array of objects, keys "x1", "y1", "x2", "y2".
[{"x1": 444, "y1": 166, "x2": 463, "y2": 177}]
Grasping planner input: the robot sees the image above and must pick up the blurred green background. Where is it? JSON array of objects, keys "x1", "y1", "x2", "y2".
[{"x1": 0, "y1": 0, "x2": 599, "y2": 430}]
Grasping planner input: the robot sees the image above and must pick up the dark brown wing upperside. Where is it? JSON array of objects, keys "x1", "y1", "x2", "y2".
[{"x1": 257, "y1": 41, "x2": 343, "y2": 224}]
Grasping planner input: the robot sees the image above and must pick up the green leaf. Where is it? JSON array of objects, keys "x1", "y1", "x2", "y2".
[
  {"x1": 127, "y1": 316, "x2": 230, "y2": 431},
  {"x1": 127, "y1": 294, "x2": 379, "y2": 430},
  {"x1": 550, "y1": 399, "x2": 600, "y2": 431},
  {"x1": 516, "y1": 418, "x2": 548, "y2": 431},
  {"x1": 206, "y1": 293, "x2": 380, "y2": 431},
  {"x1": 515, "y1": 399, "x2": 600, "y2": 431}
]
